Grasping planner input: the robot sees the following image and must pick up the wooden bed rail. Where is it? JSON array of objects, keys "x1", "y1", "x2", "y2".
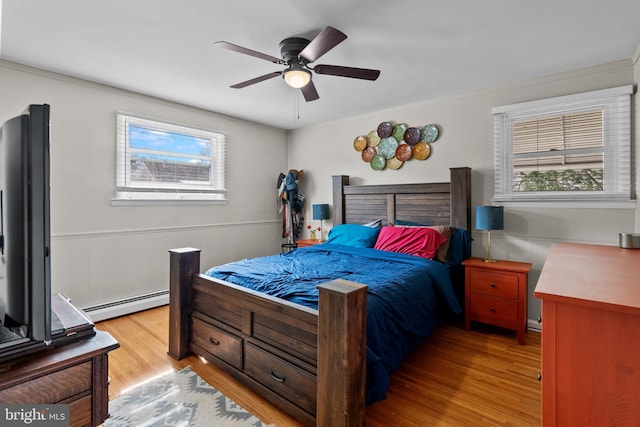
[{"x1": 168, "y1": 247, "x2": 368, "y2": 426}]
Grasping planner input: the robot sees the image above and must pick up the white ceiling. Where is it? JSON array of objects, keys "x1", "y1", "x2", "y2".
[{"x1": 1, "y1": 0, "x2": 639, "y2": 130}]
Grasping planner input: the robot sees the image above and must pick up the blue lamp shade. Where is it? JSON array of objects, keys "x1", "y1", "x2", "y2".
[
  {"x1": 475, "y1": 206, "x2": 504, "y2": 231},
  {"x1": 313, "y1": 204, "x2": 330, "y2": 221}
]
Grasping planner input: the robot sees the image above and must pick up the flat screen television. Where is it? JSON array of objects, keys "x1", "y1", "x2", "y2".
[{"x1": 0, "y1": 104, "x2": 52, "y2": 361}]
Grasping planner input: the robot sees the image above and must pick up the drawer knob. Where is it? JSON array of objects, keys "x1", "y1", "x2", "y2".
[
  {"x1": 537, "y1": 316, "x2": 542, "y2": 324},
  {"x1": 209, "y1": 337, "x2": 220, "y2": 346},
  {"x1": 490, "y1": 307, "x2": 496, "y2": 312},
  {"x1": 489, "y1": 282, "x2": 496, "y2": 288},
  {"x1": 270, "y1": 371, "x2": 285, "y2": 383},
  {"x1": 537, "y1": 373, "x2": 542, "y2": 381}
]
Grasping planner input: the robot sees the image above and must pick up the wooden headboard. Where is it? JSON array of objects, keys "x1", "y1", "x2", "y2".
[{"x1": 332, "y1": 167, "x2": 471, "y2": 231}]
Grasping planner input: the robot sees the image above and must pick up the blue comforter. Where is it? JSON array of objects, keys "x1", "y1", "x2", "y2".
[{"x1": 205, "y1": 243, "x2": 462, "y2": 405}]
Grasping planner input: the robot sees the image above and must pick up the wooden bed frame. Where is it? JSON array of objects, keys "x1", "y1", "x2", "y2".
[{"x1": 168, "y1": 167, "x2": 471, "y2": 426}]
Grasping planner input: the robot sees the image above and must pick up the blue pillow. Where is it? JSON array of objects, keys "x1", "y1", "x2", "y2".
[{"x1": 325, "y1": 224, "x2": 381, "y2": 248}]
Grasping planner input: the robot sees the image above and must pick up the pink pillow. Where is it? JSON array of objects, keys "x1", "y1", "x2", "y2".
[{"x1": 374, "y1": 225, "x2": 446, "y2": 259}]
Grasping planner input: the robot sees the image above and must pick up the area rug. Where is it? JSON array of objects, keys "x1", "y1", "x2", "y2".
[{"x1": 104, "y1": 366, "x2": 268, "y2": 427}]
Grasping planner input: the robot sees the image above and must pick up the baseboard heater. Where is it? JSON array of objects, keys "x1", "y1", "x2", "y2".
[
  {"x1": 82, "y1": 290, "x2": 169, "y2": 322},
  {"x1": 83, "y1": 290, "x2": 543, "y2": 332},
  {"x1": 527, "y1": 318, "x2": 541, "y2": 333}
]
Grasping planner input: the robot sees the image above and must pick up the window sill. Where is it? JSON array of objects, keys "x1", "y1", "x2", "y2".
[
  {"x1": 490, "y1": 199, "x2": 636, "y2": 209},
  {"x1": 112, "y1": 192, "x2": 227, "y2": 206}
]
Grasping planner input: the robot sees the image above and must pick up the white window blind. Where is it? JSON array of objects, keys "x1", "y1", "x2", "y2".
[
  {"x1": 115, "y1": 113, "x2": 226, "y2": 202},
  {"x1": 492, "y1": 86, "x2": 632, "y2": 203}
]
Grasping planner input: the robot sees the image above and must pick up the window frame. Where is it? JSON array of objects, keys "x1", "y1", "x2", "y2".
[
  {"x1": 113, "y1": 113, "x2": 227, "y2": 204},
  {"x1": 491, "y1": 85, "x2": 633, "y2": 205}
]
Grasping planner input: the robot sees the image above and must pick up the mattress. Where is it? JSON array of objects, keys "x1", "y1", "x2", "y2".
[{"x1": 205, "y1": 243, "x2": 462, "y2": 404}]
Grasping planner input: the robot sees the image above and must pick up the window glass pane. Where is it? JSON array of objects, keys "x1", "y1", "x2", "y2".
[
  {"x1": 129, "y1": 125, "x2": 211, "y2": 157},
  {"x1": 128, "y1": 125, "x2": 212, "y2": 187},
  {"x1": 130, "y1": 156, "x2": 211, "y2": 185},
  {"x1": 115, "y1": 113, "x2": 226, "y2": 201},
  {"x1": 513, "y1": 116, "x2": 563, "y2": 155},
  {"x1": 492, "y1": 85, "x2": 631, "y2": 203},
  {"x1": 511, "y1": 110, "x2": 603, "y2": 192},
  {"x1": 513, "y1": 168, "x2": 604, "y2": 192},
  {"x1": 564, "y1": 110, "x2": 602, "y2": 149}
]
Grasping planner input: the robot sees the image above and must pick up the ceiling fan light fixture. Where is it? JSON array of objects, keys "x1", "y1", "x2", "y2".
[
  {"x1": 218, "y1": 26, "x2": 380, "y2": 101},
  {"x1": 283, "y1": 65, "x2": 311, "y2": 88}
]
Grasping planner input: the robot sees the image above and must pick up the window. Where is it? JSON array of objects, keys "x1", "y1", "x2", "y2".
[
  {"x1": 492, "y1": 86, "x2": 632, "y2": 204},
  {"x1": 114, "y1": 113, "x2": 226, "y2": 203}
]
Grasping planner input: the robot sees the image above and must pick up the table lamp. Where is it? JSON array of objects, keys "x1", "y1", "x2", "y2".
[
  {"x1": 312, "y1": 204, "x2": 330, "y2": 241},
  {"x1": 475, "y1": 205, "x2": 504, "y2": 263}
]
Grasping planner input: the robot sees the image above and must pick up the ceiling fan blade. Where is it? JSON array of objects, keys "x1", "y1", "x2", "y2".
[
  {"x1": 301, "y1": 80, "x2": 319, "y2": 102},
  {"x1": 215, "y1": 41, "x2": 283, "y2": 64},
  {"x1": 299, "y1": 26, "x2": 347, "y2": 63},
  {"x1": 314, "y1": 64, "x2": 380, "y2": 81},
  {"x1": 230, "y1": 71, "x2": 282, "y2": 88}
]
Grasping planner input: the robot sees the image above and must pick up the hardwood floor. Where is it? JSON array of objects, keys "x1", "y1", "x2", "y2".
[{"x1": 97, "y1": 305, "x2": 541, "y2": 426}]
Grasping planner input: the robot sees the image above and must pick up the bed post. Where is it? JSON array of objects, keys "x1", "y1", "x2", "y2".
[
  {"x1": 168, "y1": 247, "x2": 201, "y2": 360},
  {"x1": 316, "y1": 279, "x2": 368, "y2": 427},
  {"x1": 332, "y1": 175, "x2": 349, "y2": 225},
  {"x1": 450, "y1": 167, "x2": 471, "y2": 231}
]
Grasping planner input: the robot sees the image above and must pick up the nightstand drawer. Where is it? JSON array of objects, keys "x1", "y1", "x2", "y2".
[
  {"x1": 469, "y1": 293, "x2": 518, "y2": 329},
  {"x1": 469, "y1": 270, "x2": 518, "y2": 299}
]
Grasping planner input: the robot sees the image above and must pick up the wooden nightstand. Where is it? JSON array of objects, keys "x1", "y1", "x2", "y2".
[
  {"x1": 462, "y1": 257, "x2": 531, "y2": 344},
  {"x1": 296, "y1": 239, "x2": 324, "y2": 248}
]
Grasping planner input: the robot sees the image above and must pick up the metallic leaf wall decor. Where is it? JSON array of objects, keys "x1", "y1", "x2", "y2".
[{"x1": 353, "y1": 121, "x2": 439, "y2": 171}]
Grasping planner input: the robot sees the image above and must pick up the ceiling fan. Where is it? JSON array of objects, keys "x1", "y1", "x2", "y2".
[{"x1": 215, "y1": 26, "x2": 380, "y2": 102}]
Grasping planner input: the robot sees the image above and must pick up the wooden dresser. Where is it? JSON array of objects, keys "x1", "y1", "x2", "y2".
[
  {"x1": 534, "y1": 243, "x2": 640, "y2": 426},
  {"x1": 0, "y1": 331, "x2": 119, "y2": 427}
]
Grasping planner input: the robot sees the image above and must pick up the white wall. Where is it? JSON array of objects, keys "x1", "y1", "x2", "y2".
[
  {"x1": 289, "y1": 59, "x2": 637, "y2": 325},
  {"x1": 1, "y1": 56, "x2": 636, "y2": 324},
  {"x1": 0, "y1": 60, "x2": 288, "y2": 313}
]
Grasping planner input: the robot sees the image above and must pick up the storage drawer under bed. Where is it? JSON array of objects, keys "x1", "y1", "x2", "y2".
[
  {"x1": 191, "y1": 317, "x2": 243, "y2": 370},
  {"x1": 244, "y1": 342, "x2": 316, "y2": 415}
]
